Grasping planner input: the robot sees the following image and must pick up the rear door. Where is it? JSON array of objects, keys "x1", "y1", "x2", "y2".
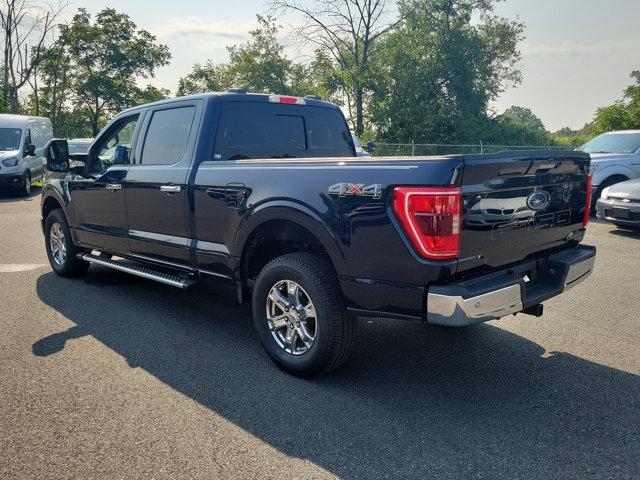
[
  {"x1": 124, "y1": 100, "x2": 201, "y2": 265},
  {"x1": 193, "y1": 100, "x2": 355, "y2": 276},
  {"x1": 458, "y1": 150, "x2": 591, "y2": 273}
]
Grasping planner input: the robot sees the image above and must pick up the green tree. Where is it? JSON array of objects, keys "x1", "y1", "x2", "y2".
[
  {"x1": 176, "y1": 61, "x2": 230, "y2": 96},
  {"x1": 270, "y1": 0, "x2": 399, "y2": 135},
  {"x1": 584, "y1": 70, "x2": 640, "y2": 136},
  {"x1": 225, "y1": 15, "x2": 292, "y2": 94},
  {"x1": 487, "y1": 105, "x2": 550, "y2": 145},
  {"x1": 369, "y1": 0, "x2": 523, "y2": 143},
  {"x1": 624, "y1": 71, "x2": 640, "y2": 124},
  {"x1": 57, "y1": 8, "x2": 171, "y2": 135},
  {"x1": 499, "y1": 106, "x2": 545, "y2": 132},
  {"x1": 588, "y1": 102, "x2": 632, "y2": 135},
  {"x1": 177, "y1": 16, "x2": 328, "y2": 99}
]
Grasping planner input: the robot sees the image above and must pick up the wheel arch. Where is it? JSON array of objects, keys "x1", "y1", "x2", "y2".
[
  {"x1": 593, "y1": 165, "x2": 634, "y2": 188},
  {"x1": 41, "y1": 190, "x2": 69, "y2": 231},
  {"x1": 235, "y1": 203, "x2": 347, "y2": 285}
]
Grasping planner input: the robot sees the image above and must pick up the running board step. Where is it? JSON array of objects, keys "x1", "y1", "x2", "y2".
[{"x1": 78, "y1": 253, "x2": 196, "y2": 289}]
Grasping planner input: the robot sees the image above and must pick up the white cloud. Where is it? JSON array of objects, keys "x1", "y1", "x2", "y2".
[{"x1": 156, "y1": 17, "x2": 256, "y2": 41}]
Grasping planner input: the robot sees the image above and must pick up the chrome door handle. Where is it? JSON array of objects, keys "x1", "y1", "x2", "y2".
[
  {"x1": 105, "y1": 183, "x2": 122, "y2": 191},
  {"x1": 160, "y1": 185, "x2": 181, "y2": 193}
]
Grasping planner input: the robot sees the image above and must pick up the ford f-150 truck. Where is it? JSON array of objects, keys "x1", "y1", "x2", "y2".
[{"x1": 41, "y1": 91, "x2": 596, "y2": 376}]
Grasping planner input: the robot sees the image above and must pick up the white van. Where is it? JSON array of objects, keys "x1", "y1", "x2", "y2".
[{"x1": 0, "y1": 114, "x2": 53, "y2": 196}]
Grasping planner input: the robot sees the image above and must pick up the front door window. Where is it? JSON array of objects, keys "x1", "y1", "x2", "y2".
[{"x1": 91, "y1": 116, "x2": 138, "y2": 176}]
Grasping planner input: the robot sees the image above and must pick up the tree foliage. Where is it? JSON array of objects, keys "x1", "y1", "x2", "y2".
[
  {"x1": 581, "y1": 71, "x2": 640, "y2": 136},
  {"x1": 369, "y1": 0, "x2": 524, "y2": 143},
  {"x1": 1, "y1": 0, "x2": 66, "y2": 112},
  {"x1": 177, "y1": 16, "x2": 330, "y2": 99},
  {"x1": 7, "y1": 3, "x2": 637, "y2": 147},
  {"x1": 269, "y1": 0, "x2": 399, "y2": 135},
  {"x1": 52, "y1": 8, "x2": 171, "y2": 135}
]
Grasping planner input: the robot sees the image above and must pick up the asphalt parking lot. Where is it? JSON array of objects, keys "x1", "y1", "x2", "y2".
[{"x1": 0, "y1": 190, "x2": 638, "y2": 479}]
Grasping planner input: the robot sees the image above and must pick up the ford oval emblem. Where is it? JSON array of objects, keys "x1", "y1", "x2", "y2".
[{"x1": 526, "y1": 190, "x2": 550, "y2": 211}]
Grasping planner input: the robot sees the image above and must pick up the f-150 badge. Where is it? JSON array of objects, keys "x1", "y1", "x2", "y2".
[{"x1": 329, "y1": 183, "x2": 382, "y2": 199}]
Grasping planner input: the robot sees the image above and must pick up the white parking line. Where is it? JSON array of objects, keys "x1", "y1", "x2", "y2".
[{"x1": 0, "y1": 264, "x2": 46, "y2": 273}]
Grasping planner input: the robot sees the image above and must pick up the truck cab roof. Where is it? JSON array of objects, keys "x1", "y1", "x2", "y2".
[{"x1": 119, "y1": 91, "x2": 341, "y2": 116}]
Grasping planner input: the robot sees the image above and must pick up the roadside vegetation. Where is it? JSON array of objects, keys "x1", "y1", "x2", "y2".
[{"x1": 1, "y1": 0, "x2": 639, "y2": 146}]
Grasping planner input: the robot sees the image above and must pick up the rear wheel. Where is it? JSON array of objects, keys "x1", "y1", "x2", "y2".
[
  {"x1": 45, "y1": 209, "x2": 90, "y2": 277},
  {"x1": 252, "y1": 253, "x2": 356, "y2": 377}
]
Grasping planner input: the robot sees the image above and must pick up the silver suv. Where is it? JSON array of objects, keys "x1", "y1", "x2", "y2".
[{"x1": 581, "y1": 130, "x2": 640, "y2": 204}]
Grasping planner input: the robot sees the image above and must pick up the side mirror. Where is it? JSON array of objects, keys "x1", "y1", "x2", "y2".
[
  {"x1": 44, "y1": 139, "x2": 70, "y2": 173},
  {"x1": 25, "y1": 143, "x2": 36, "y2": 156},
  {"x1": 366, "y1": 141, "x2": 376, "y2": 153}
]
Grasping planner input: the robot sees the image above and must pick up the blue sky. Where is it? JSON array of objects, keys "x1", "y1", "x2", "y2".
[{"x1": 76, "y1": 0, "x2": 640, "y2": 131}]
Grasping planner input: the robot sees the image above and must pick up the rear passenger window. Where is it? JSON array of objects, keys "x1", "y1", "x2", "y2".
[
  {"x1": 141, "y1": 106, "x2": 195, "y2": 165},
  {"x1": 213, "y1": 102, "x2": 354, "y2": 160}
]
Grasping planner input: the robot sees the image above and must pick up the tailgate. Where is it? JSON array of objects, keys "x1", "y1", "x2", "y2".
[{"x1": 458, "y1": 150, "x2": 591, "y2": 273}]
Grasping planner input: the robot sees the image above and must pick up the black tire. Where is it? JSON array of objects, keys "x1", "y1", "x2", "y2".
[
  {"x1": 252, "y1": 253, "x2": 356, "y2": 377},
  {"x1": 44, "y1": 209, "x2": 90, "y2": 277},
  {"x1": 21, "y1": 171, "x2": 31, "y2": 197}
]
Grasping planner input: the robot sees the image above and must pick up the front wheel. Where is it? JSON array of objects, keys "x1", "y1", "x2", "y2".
[
  {"x1": 45, "y1": 209, "x2": 90, "y2": 277},
  {"x1": 21, "y1": 171, "x2": 31, "y2": 197},
  {"x1": 252, "y1": 253, "x2": 356, "y2": 377}
]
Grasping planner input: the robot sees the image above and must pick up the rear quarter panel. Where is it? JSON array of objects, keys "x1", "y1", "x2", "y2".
[{"x1": 192, "y1": 157, "x2": 462, "y2": 286}]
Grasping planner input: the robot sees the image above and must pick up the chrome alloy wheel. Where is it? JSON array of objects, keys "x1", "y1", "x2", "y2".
[
  {"x1": 49, "y1": 223, "x2": 67, "y2": 266},
  {"x1": 266, "y1": 280, "x2": 317, "y2": 355}
]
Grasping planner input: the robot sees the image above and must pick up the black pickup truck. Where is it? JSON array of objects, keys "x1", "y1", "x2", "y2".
[{"x1": 41, "y1": 91, "x2": 596, "y2": 376}]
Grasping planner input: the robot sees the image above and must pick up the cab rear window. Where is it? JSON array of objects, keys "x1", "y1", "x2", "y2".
[{"x1": 213, "y1": 102, "x2": 354, "y2": 160}]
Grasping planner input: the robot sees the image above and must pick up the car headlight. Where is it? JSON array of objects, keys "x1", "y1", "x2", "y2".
[
  {"x1": 600, "y1": 186, "x2": 610, "y2": 200},
  {"x1": 2, "y1": 156, "x2": 19, "y2": 167},
  {"x1": 589, "y1": 165, "x2": 599, "y2": 174}
]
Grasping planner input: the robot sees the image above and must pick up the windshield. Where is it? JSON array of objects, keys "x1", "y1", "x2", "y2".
[
  {"x1": 581, "y1": 133, "x2": 640, "y2": 154},
  {"x1": 0, "y1": 128, "x2": 22, "y2": 151}
]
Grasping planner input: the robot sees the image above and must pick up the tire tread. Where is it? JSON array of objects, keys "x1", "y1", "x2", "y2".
[{"x1": 255, "y1": 253, "x2": 356, "y2": 377}]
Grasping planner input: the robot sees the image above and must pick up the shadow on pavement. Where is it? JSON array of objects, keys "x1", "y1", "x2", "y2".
[
  {"x1": 609, "y1": 227, "x2": 640, "y2": 240},
  {"x1": 34, "y1": 269, "x2": 639, "y2": 478},
  {"x1": 0, "y1": 186, "x2": 41, "y2": 203}
]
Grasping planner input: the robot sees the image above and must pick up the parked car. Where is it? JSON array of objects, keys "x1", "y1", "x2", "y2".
[
  {"x1": 67, "y1": 138, "x2": 93, "y2": 155},
  {"x1": 0, "y1": 114, "x2": 52, "y2": 195},
  {"x1": 580, "y1": 130, "x2": 640, "y2": 205},
  {"x1": 41, "y1": 91, "x2": 595, "y2": 376},
  {"x1": 596, "y1": 177, "x2": 640, "y2": 229}
]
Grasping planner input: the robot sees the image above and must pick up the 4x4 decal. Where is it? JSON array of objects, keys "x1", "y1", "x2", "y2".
[{"x1": 329, "y1": 183, "x2": 382, "y2": 199}]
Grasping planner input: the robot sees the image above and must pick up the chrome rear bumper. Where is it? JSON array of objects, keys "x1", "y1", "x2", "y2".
[{"x1": 426, "y1": 245, "x2": 596, "y2": 327}]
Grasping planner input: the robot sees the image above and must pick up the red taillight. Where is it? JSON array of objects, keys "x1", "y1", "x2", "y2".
[
  {"x1": 392, "y1": 187, "x2": 461, "y2": 260},
  {"x1": 268, "y1": 95, "x2": 306, "y2": 105},
  {"x1": 583, "y1": 175, "x2": 592, "y2": 227}
]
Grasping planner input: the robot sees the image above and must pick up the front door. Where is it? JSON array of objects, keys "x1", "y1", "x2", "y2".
[
  {"x1": 124, "y1": 101, "x2": 201, "y2": 265},
  {"x1": 71, "y1": 114, "x2": 141, "y2": 255}
]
